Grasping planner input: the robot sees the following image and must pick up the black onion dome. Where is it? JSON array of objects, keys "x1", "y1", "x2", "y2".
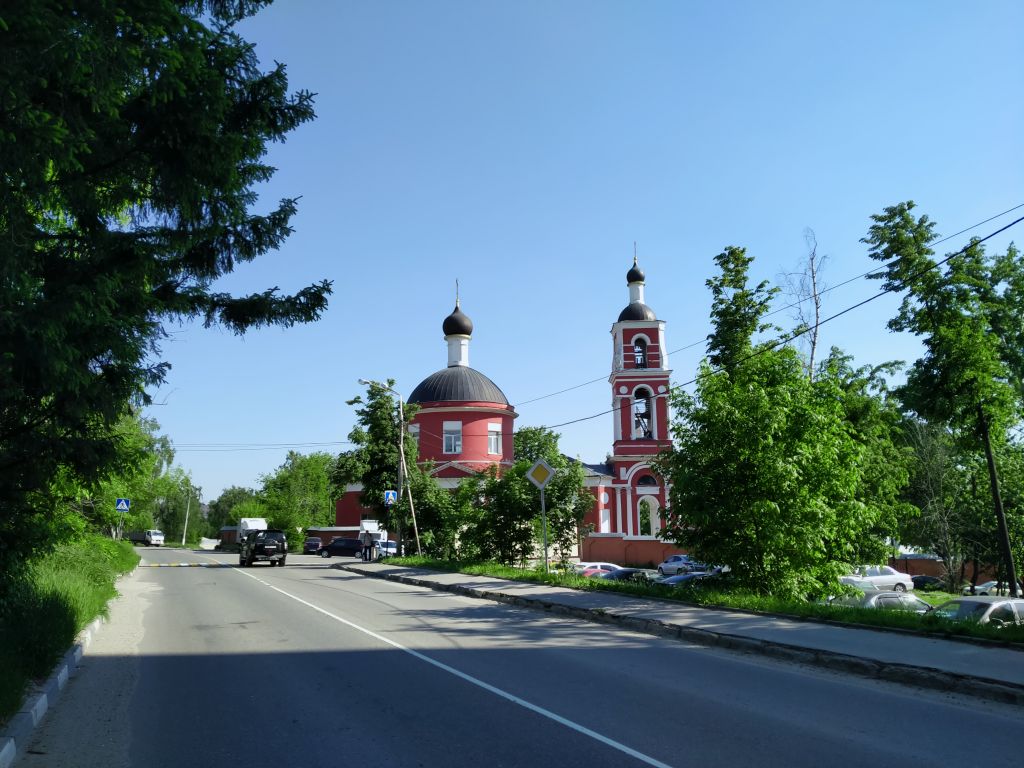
[
  {"x1": 618, "y1": 302, "x2": 657, "y2": 321},
  {"x1": 442, "y1": 304, "x2": 473, "y2": 336},
  {"x1": 626, "y1": 258, "x2": 645, "y2": 284},
  {"x1": 408, "y1": 366, "x2": 509, "y2": 405}
]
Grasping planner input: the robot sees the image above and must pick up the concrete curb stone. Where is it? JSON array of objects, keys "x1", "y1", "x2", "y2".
[
  {"x1": 0, "y1": 615, "x2": 106, "y2": 768},
  {"x1": 339, "y1": 563, "x2": 1024, "y2": 707}
]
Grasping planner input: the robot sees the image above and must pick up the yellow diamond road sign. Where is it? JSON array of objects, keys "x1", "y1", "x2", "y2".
[{"x1": 527, "y1": 459, "x2": 554, "y2": 489}]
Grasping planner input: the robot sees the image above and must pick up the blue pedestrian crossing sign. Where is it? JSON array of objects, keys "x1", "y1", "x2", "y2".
[
  {"x1": 383, "y1": 490, "x2": 398, "y2": 507},
  {"x1": 115, "y1": 498, "x2": 131, "y2": 512}
]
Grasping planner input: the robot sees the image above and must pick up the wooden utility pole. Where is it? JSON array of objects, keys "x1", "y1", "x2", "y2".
[{"x1": 977, "y1": 405, "x2": 1019, "y2": 598}]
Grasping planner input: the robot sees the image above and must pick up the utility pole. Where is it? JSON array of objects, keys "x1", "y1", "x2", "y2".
[
  {"x1": 181, "y1": 491, "x2": 191, "y2": 548},
  {"x1": 360, "y1": 379, "x2": 421, "y2": 556},
  {"x1": 978, "y1": 405, "x2": 1019, "y2": 597}
]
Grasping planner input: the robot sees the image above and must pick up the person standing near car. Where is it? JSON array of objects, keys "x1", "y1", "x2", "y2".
[{"x1": 360, "y1": 530, "x2": 375, "y2": 561}]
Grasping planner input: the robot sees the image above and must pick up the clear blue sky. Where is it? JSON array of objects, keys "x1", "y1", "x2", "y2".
[{"x1": 147, "y1": 0, "x2": 1024, "y2": 502}]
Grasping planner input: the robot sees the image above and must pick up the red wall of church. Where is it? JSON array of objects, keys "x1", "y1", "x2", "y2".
[{"x1": 412, "y1": 404, "x2": 515, "y2": 465}]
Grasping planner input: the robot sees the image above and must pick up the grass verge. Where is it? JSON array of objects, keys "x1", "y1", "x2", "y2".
[
  {"x1": 387, "y1": 556, "x2": 1024, "y2": 646},
  {"x1": 0, "y1": 535, "x2": 139, "y2": 725}
]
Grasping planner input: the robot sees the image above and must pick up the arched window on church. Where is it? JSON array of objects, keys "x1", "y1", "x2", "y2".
[
  {"x1": 633, "y1": 387, "x2": 653, "y2": 439},
  {"x1": 638, "y1": 499, "x2": 652, "y2": 537},
  {"x1": 632, "y1": 338, "x2": 648, "y2": 368},
  {"x1": 637, "y1": 474, "x2": 658, "y2": 487}
]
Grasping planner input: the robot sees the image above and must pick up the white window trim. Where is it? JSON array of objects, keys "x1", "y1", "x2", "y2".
[
  {"x1": 487, "y1": 423, "x2": 502, "y2": 455},
  {"x1": 443, "y1": 420, "x2": 462, "y2": 454}
]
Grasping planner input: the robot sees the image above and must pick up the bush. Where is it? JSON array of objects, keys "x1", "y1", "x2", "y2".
[{"x1": 0, "y1": 535, "x2": 138, "y2": 725}]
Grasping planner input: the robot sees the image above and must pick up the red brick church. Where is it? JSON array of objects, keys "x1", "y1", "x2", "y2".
[{"x1": 335, "y1": 258, "x2": 682, "y2": 566}]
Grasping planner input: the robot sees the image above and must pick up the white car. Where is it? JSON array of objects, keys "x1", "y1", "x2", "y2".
[
  {"x1": 573, "y1": 562, "x2": 622, "y2": 574},
  {"x1": 961, "y1": 580, "x2": 1022, "y2": 596},
  {"x1": 656, "y1": 554, "x2": 705, "y2": 576},
  {"x1": 847, "y1": 565, "x2": 914, "y2": 592}
]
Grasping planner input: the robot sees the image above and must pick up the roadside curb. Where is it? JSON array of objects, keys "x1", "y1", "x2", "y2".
[
  {"x1": 0, "y1": 615, "x2": 106, "y2": 768},
  {"x1": 340, "y1": 565, "x2": 1024, "y2": 707}
]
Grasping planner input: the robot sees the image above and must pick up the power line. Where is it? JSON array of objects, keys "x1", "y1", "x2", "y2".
[
  {"x1": 541, "y1": 213, "x2": 1024, "y2": 431},
  {"x1": 512, "y1": 202, "x2": 1024, "y2": 410}
]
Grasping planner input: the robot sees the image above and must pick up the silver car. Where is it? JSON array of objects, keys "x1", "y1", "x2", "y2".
[
  {"x1": 932, "y1": 597, "x2": 1024, "y2": 627},
  {"x1": 830, "y1": 591, "x2": 932, "y2": 614},
  {"x1": 847, "y1": 565, "x2": 914, "y2": 592},
  {"x1": 656, "y1": 555, "x2": 705, "y2": 576}
]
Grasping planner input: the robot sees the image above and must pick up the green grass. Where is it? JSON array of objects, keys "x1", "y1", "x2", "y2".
[
  {"x1": 389, "y1": 556, "x2": 1024, "y2": 645},
  {"x1": 0, "y1": 535, "x2": 139, "y2": 725}
]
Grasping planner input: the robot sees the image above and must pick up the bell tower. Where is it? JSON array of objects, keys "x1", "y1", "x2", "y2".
[{"x1": 608, "y1": 255, "x2": 672, "y2": 537}]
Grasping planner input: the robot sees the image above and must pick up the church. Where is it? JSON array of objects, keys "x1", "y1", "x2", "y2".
[{"x1": 334, "y1": 257, "x2": 683, "y2": 566}]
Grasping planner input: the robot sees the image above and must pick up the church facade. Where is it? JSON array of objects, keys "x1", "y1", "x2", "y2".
[{"x1": 335, "y1": 258, "x2": 683, "y2": 566}]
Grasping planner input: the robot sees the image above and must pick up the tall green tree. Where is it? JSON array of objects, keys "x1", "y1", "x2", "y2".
[
  {"x1": 0, "y1": 1, "x2": 331, "y2": 583},
  {"x1": 863, "y1": 201, "x2": 1021, "y2": 594},
  {"x1": 259, "y1": 451, "x2": 335, "y2": 536},
  {"x1": 659, "y1": 247, "x2": 889, "y2": 597},
  {"x1": 461, "y1": 427, "x2": 591, "y2": 567},
  {"x1": 207, "y1": 486, "x2": 260, "y2": 533},
  {"x1": 335, "y1": 381, "x2": 426, "y2": 551}
]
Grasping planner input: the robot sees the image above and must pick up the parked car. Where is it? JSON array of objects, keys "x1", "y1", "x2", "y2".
[
  {"x1": 830, "y1": 591, "x2": 933, "y2": 614},
  {"x1": 911, "y1": 575, "x2": 944, "y2": 591},
  {"x1": 931, "y1": 596, "x2": 1024, "y2": 626},
  {"x1": 656, "y1": 555, "x2": 706, "y2": 576},
  {"x1": 660, "y1": 566, "x2": 727, "y2": 588},
  {"x1": 839, "y1": 576, "x2": 883, "y2": 593},
  {"x1": 599, "y1": 568, "x2": 659, "y2": 584},
  {"x1": 376, "y1": 540, "x2": 398, "y2": 557},
  {"x1": 238, "y1": 529, "x2": 288, "y2": 567},
  {"x1": 303, "y1": 536, "x2": 323, "y2": 554},
  {"x1": 573, "y1": 562, "x2": 622, "y2": 574},
  {"x1": 846, "y1": 565, "x2": 914, "y2": 592},
  {"x1": 318, "y1": 537, "x2": 363, "y2": 558},
  {"x1": 961, "y1": 580, "x2": 1022, "y2": 596}
]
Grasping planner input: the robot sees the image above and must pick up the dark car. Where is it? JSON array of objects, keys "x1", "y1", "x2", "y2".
[
  {"x1": 303, "y1": 536, "x2": 323, "y2": 554},
  {"x1": 318, "y1": 537, "x2": 363, "y2": 558},
  {"x1": 599, "y1": 568, "x2": 658, "y2": 584},
  {"x1": 911, "y1": 574, "x2": 944, "y2": 591},
  {"x1": 239, "y1": 529, "x2": 288, "y2": 567},
  {"x1": 660, "y1": 566, "x2": 727, "y2": 588}
]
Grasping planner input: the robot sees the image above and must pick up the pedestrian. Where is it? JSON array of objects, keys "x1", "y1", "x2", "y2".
[{"x1": 361, "y1": 530, "x2": 374, "y2": 561}]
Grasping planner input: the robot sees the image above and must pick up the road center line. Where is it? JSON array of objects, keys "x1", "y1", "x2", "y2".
[{"x1": 237, "y1": 569, "x2": 676, "y2": 768}]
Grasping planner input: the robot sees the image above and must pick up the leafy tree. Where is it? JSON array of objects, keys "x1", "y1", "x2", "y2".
[
  {"x1": 153, "y1": 468, "x2": 200, "y2": 545},
  {"x1": 0, "y1": 0, "x2": 331, "y2": 584},
  {"x1": 705, "y1": 246, "x2": 778, "y2": 376},
  {"x1": 818, "y1": 351, "x2": 915, "y2": 564},
  {"x1": 461, "y1": 428, "x2": 591, "y2": 567},
  {"x1": 336, "y1": 381, "x2": 427, "y2": 552},
  {"x1": 207, "y1": 486, "x2": 260, "y2": 533},
  {"x1": 259, "y1": 451, "x2": 335, "y2": 536},
  {"x1": 659, "y1": 247, "x2": 890, "y2": 597},
  {"x1": 863, "y1": 201, "x2": 1021, "y2": 594}
]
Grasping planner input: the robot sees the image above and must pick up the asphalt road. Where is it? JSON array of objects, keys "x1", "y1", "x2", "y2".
[{"x1": 16, "y1": 548, "x2": 1024, "y2": 768}]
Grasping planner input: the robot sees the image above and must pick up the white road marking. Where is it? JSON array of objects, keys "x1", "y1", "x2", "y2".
[{"x1": 236, "y1": 568, "x2": 676, "y2": 768}]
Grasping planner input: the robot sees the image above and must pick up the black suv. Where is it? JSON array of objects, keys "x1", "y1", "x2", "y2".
[
  {"x1": 239, "y1": 529, "x2": 288, "y2": 567},
  {"x1": 318, "y1": 537, "x2": 362, "y2": 558}
]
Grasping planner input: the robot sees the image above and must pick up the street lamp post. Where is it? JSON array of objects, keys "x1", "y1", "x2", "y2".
[{"x1": 359, "y1": 379, "x2": 422, "y2": 556}]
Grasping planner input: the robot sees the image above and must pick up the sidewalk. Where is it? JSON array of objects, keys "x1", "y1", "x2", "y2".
[{"x1": 338, "y1": 562, "x2": 1024, "y2": 706}]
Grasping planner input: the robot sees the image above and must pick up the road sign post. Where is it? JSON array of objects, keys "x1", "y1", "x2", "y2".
[
  {"x1": 526, "y1": 460, "x2": 555, "y2": 573},
  {"x1": 115, "y1": 498, "x2": 131, "y2": 540}
]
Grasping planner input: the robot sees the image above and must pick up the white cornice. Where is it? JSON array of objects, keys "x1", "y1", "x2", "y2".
[{"x1": 414, "y1": 405, "x2": 518, "y2": 417}]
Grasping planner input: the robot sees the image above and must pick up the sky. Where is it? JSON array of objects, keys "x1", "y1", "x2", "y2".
[{"x1": 145, "y1": 0, "x2": 1024, "y2": 502}]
